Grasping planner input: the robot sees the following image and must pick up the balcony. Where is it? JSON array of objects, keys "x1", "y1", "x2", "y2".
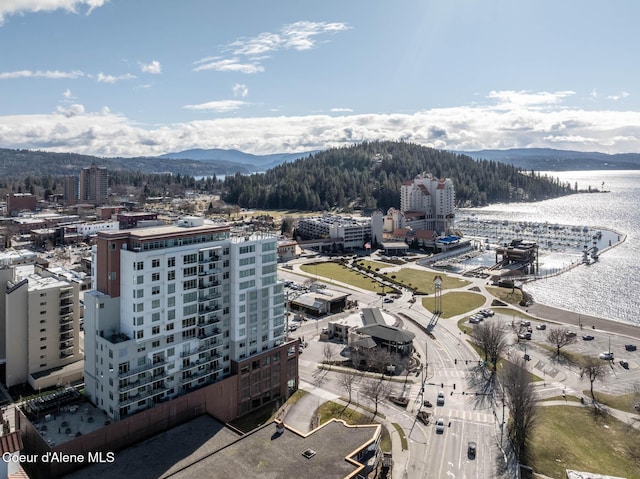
[
  {"x1": 199, "y1": 254, "x2": 220, "y2": 264},
  {"x1": 198, "y1": 291, "x2": 221, "y2": 302},
  {"x1": 118, "y1": 358, "x2": 166, "y2": 379}
]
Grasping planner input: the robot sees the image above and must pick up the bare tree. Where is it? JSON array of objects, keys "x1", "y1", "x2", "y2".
[
  {"x1": 338, "y1": 369, "x2": 363, "y2": 405},
  {"x1": 362, "y1": 347, "x2": 393, "y2": 374},
  {"x1": 471, "y1": 322, "x2": 508, "y2": 370},
  {"x1": 322, "y1": 342, "x2": 335, "y2": 364},
  {"x1": 546, "y1": 328, "x2": 577, "y2": 357},
  {"x1": 500, "y1": 356, "x2": 538, "y2": 464},
  {"x1": 579, "y1": 356, "x2": 609, "y2": 404},
  {"x1": 362, "y1": 377, "x2": 393, "y2": 418}
]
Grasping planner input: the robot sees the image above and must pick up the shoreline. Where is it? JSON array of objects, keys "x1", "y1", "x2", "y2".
[{"x1": 518, "y1": 299, "x2": 640, "y2": 341}]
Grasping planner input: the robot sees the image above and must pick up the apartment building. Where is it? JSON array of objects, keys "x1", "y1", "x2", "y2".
[
  {"x1": 79, "y1": 165, "x2": 108, "y2": 205},
  {"x1": 296, "y1": 215, "x2": 371, "y2": 250},
  {"x1": 83, "y1": 217, "x2": 290, "y2": 420},
  {"x1": 0, "y1": 264, "x2": 83, "y2": 389}
]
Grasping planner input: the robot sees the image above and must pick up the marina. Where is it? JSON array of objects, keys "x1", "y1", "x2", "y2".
[{"x1": 441, "y1": 214, "x2": 625, "y2": 279}]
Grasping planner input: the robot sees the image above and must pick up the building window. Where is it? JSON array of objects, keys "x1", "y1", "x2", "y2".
[{"x1": 183, "y1": 253, "x2": 197, "y2": 265}]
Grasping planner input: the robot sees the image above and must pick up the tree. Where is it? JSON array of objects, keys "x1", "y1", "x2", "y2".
[
  {"x1": 471, "y1": 322, "x2": 508, "y2": 370},
  {"x1": 322, "y1": 342, "x2": 335, "y2": 364},
  {"x1": 579, "y1": 356, "x2": 608, "y2": 405},
  {"x1": 546, "y1": 328, "x2": 577, "y2": 357},
  {"x1": 338, "y1": 369, "x2": 362, "y2": 405},
  {"x1": 362, "y1": 377, "x2": 393, "y2": 418},
  {"x1": 500, "y1": 356, "x2": 537, "y2": 463}
]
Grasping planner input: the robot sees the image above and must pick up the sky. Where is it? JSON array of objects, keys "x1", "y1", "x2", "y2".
[{"x1": 1, "y1": 0, "x2": 640, "y2": 158}]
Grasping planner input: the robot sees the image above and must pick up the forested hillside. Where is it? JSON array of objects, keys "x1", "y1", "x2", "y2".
[{"x1": 222, "y1": 141, "x2": 574, "y2": 210}]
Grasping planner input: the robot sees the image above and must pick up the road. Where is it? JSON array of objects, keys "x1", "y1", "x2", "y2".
[{"x1": 280, "y1": 253, "x2": 640, "y2": 478}]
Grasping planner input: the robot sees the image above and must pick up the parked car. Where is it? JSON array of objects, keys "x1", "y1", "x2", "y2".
[
  {"x1": 437, "y1": 391, "x2": 445, "y2": 406},
  {"x1": 599, "y1": 351, "x2": 614, "y2": 360},
  {"x1": 467, "y1": 441, "x2": 477, "y2": 459},
  {"x1": 535, "y1": 324, "x2": 547, "y2": 330},
  {"x1": 435, "y1": 418, "x2": 445, "y2": 434},
  {"x1": 625, "y1": 344, "x2": 637, "y2": 352},
  {"x1": 619, "y1": 360, "x2": 629, "y2": 369},
  {"x1": 582, "y1": 335, "x2": 595, "y2": 341}
]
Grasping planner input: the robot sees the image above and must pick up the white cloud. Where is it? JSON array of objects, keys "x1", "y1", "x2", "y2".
[
  {"x1": 194, "y1": 21, "x2": 349, "y2": 74},
  {"x1": 0, "y1": 69, "x2": 139, "y2": 84},
  {"x1": 193, "y1": 58, "x2": 263, "y2": 74},
  {"x1": 2, "y1": 90, "x2": 640, "y2": 157},
  {"x1": 0, "y1": 69, "x2": 84, "y2": 80},
  {"x1": 139, "y1": 60, "x2": 161, "y2": 74},
  {"x1": 56, "y1": 103, "x2": 85, "y2": 117},
  {"x1": 487, "y1": 90, "x2": 575, "y2": 109},
  {"x1": 330, "y1": 107, "x2": 353, "y2": 113},
  {"x1": 232, "y1": 83, "x2": 248, "y2": 98},
  {"x1": 94, "y1": 72, "x2": 136, "y2": 83},
  {"x1": 608, "y1": 91, "x2": 630, "y2": 101},
  {"x1": 0, "y1": 0, "x2": 108, "y2": 25},
  {"x1": 183, "y1": 100, "x2": 248, "y2": 112}
]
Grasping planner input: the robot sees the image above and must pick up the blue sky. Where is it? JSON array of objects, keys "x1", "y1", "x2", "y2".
[{"x1": 1, "y1": 0, "x2": 640, "y2": 157}]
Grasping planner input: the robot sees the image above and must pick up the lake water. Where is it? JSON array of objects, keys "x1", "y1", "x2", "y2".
[{"x1": 459, "y1": 170, "x2": 640, "y2": 326}]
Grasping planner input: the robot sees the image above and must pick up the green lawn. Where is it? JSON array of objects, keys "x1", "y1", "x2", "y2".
[
  {"x1": 486, "y1": 285, "x2": 524, "y2": 305},
  {"x1": 584, "y1": 390, "x2": 640, "y2": 414},
  {"x1": 389, "y1": 269, "x2": 470, "y2": 294},
  {"x1": 354, "y1": 259, "x2": 392, "y2": 271},
  {"x1": 530, "y1": 405, "x2": 640, "y2": 478},
  {"x1": 421, "y1": 291, "x2": 486, "y2": 318},
  {"x1": 299, "y1": 262, "x2": 382, "y2": 293}
]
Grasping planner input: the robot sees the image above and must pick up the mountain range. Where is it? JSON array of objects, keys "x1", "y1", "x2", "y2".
[
  {"x1": 459, "y1": 148, "x2": 640, "y2": 170},
  {"x1": 1, "y1": 146, "x2": 639, "y2": 179}
]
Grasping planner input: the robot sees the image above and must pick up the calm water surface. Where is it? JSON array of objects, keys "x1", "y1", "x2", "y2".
[{"x1": 460, "y1": 170, "x2": 640, "y2": 326}]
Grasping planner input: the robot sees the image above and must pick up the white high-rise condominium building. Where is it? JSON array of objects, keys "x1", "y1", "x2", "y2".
[
  {"x1": 83, "y1": 217, "x2": 288, "y2": 420},
  {"x1": 400, "y1": 173, "x2": 455, "y2": 233}
]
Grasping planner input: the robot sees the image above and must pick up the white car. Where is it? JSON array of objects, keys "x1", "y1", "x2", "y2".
[{"x1": 436, "y1": 418, "x2": 445, "y2": 434}]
